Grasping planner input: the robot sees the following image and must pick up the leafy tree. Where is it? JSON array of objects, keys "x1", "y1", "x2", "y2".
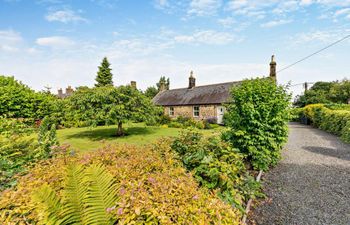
[
  {"x1": 144, "y1": 86, "x2": 158, "y2": 98},
  {"x1": 95, "y1": 57, "x2": 113, "y2": 87},
  {"x1": 294, "y1": 80, "x2": 350, "y2": 106},
  {"x1": 67, "y1": 86, "x2": 156, "y2": 136},
  {"x1": 329, "y1": 79, "x2": 350, "y2": 103},
  {"x1": 33, "y1": 164, "x2": 118, "y2": 225},
  {"x1": 0, "y1": 75, "x2": 59, "y2": 119},
  {"x1": 156, "y1": 76, "x2": 170, "y2": 91},
  {"x1": 223, "y1": 78, "x2": 291, "y2": 171}
]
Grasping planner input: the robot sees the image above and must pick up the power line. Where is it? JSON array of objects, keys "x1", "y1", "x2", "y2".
[{"x1": 278, "y1": 34, "x2": 350, "y2": 74}]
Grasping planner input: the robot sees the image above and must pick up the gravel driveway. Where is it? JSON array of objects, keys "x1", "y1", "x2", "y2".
[{"x1": 249, "y1": 122, "x2": 350, "y2": 225}]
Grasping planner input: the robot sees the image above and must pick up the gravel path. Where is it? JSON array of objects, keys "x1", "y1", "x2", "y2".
[{"x1": 249, "y1": 122, "x2": 350, "y2": 225}]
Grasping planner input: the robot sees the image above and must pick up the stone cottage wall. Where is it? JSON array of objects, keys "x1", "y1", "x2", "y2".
[{"x1": 164, "y1": 105, "x2": 218, "y2": 120}]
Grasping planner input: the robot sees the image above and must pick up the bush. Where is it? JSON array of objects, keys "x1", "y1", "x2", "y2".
[
  {"x1": 223, "y1": 78, "x2": 291, "y2": 171},
  {"x1": 171, "y1": 129, "x2": 261, "y2": 210},
  {"x1": 289, "y1": 107, "x2": 304, "y2": 122},
  {"x1": 303, "y1": 104, "x2": 350, "y2": 143},
  {"x1": 0, "y1": 144, "x2": 241, "y2": 224},
  {"x1": 0, "y1": 117, "x2": 58, "y2": 191}
]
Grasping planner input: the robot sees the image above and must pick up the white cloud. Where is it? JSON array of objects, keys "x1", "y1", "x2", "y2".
[
  {"x1": 218, "y1": 17, "x2": 236, "y2": 27},
  {"x1": 154, "y1": 0, "x2": 169, "y2": 9},
  {"x1": 45, "y1": 9, "x2": 87, "y2": 23},
  {"x1": 334, "y1": 8, "x2": 350, "y2": 18},
  {"x1": 174, "y1": 30, "x2": 240, "y2": 45},
  {"x1": 0, "y1": 30, "x2": 22, "y2": 52},
  {"x1": 188, "y1": 0, "x2": 222, "y2": 16},
  {"x1": 260, "y1": 19, "x2": 293, "y2": 28},
  {"x1": 36, "y1": 36, "x2": 75, "y2": 48},
  {"x1": 300, "y1": 0, "x2": 313, "y2": 6}
]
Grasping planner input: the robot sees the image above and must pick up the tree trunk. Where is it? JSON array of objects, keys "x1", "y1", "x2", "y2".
[{"x1": 116, "y1": 122, "x2": 123, "y2": 136}]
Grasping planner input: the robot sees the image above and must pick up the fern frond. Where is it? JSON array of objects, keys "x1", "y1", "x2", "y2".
[
  {"x1": 60, "y1": 163, "x2": 88, "y2": 225},
  {"x1": 32, "y1": 184, "x2": 65, "y2": 225},
  {"x1": 84, "y1": 164, "x2": 118, "y2": 225}
]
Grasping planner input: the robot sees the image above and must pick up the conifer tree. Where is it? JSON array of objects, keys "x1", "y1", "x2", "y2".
[{"x1": 95, "y1": 57, "x2": 113, "y2": 87}]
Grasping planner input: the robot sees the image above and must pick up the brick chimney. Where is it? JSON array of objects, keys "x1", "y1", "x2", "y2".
[
  {"x1": 58, "y1": 88, "x2": 63, "y2": 98},
  {"x1": 66, "y1": 86, "x2": 74, "y2": 96},
  {"x1": 270, "y1": 55, "x2": 277, "y2": 81},
  {"x1": 130, "y1": 81, "x2": 137, "y2": 89},
  {"x1": 188, "y1": 71, "x2": 196, "y2": 89}
]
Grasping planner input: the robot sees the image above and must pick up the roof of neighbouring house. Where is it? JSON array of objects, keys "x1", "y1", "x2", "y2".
[{"x1": 152, "y1": 81, "x2": 241, "y2": 106}]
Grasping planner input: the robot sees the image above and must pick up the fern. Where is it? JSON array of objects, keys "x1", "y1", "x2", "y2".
[
  {"x1": 84, "y1": 164, "x2": 118, "y2": 225},
  {"x1": 32, "y1": 163, "x2": 118, "y2": 225},
  {"x1": 32, "y1": 184, "x2": 64, "y2": 225}
]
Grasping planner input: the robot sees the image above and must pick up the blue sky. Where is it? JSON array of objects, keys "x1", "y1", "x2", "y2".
[{"x1": 1, "y1": 0, "x2": 350, "y2": 97}]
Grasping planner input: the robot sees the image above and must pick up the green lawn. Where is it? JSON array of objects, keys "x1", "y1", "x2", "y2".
[{"x1": 57, "y1": 123, "x2": 223, "y2": 152}]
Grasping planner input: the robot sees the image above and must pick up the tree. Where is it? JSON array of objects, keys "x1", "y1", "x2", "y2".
[
  {"x1": 294, "y1": 80, "x2": 350, "y2": 107},
  {"x1": 223, "y1": 78, "x2": 291, "y2": 171},
  {"x1": 156, "y1": 76, "x2": 170, "y2": 91},
  {"x1": 67, "y1": 86, "x2": 156, "y2": 136},
  {"x1": 95, "y1": 57, "x2": 113, "y2": 87},
  {"x1": 144, "y1": 86, "x2": 158, "y2": 99}
]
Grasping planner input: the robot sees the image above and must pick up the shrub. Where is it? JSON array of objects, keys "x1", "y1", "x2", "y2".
[
  {"x1": 0, "y1": 117, "x2": 58, "y2": 191},
  {"x1": 0, "y1": 144, "x2": 241, "y2": 224},
  {"x1": 223, "y1": 78, "x2": 291, "y2": 171},
  {"x1": 303, "y1": 104, "x2": 350, "y2": 143},
  {"x1": 171, "y1": 129, "x2": 260, "y2": 210},
  {"x1": 289, "y1": 107, "x2": 304, "y2": 122}
]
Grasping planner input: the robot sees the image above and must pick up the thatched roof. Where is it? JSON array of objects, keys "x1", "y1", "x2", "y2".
[{"x1": 152, "y1": 81, "x2": 241, "y2": 106}]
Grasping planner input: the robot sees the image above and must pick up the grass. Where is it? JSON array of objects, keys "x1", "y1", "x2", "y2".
[{"x1": 57, "y1": 123, "x2": 223, "y2": 152}]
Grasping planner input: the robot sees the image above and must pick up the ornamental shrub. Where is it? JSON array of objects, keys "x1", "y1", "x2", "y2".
[
  {"x1": 223, "y1": 78, "x2": 291, "y2": 171},
  {"x1": 0, "y1": 117, "x2": 58, "y2": 191},
  {"x1": 303, "y1": 104, "x2": 350, "y2": 143},
  {"x1": 171, "y1": 129, "x2": 262, "y2": 210},
  {"x1": 0, "y1": 144, "x2": 241, "y2": 224}
]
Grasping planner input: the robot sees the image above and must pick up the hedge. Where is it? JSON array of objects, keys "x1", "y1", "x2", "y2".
[{"x1": 300, "y1": 104, "x2": 350, "y2": 143}]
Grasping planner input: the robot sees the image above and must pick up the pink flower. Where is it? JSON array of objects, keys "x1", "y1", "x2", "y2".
[{"x1": 117, "y1": 208, "x2": 123, "y2": 215}]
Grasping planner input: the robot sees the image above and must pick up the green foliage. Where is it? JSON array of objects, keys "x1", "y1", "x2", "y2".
[
  {"x1": 171, "y1": 129, "x2": 259, "y2": 210},
  {"x1": 95, "y1": 57, "x2": 113, "y2": 87},
  {"x1": 223, "y1": 78, "x2": 291, "y2": 171},
  {"x1": 166, "y1": 116, "x2": 212, "y2": 129},
  {"x1": 38, "y1": 117, "x2": 59, "y2": 157},
  {"x1": 303, "y1": 104, "x2": 350, "y2": 143},
  {"x1": 294, "y1": 79, "x2": 350, "y2": 107},
  {"x1": 33, "y1": 163, "x2": 118, "y2": 225},
  {"x1": 67, "y1": 85, "x2": 157, "y2": 136},
  {"x1": 1, "y1": 144, "x2": 241, "y2": 224},
  {"x1": 289, "y1": 108, "x2": 304, "y2": 122},
  {"x1": 156, "y1": 76, "x2": 170, "y2": 91},
  {"x1": 0, "y1": 75, "x2": 61, "y2": 120},
  {"x1": 0, "y1": 117, "x2": 58, "y2": 191},
  {"x1": 144, "y1": 86, "x2": 159, "y2": 99}
]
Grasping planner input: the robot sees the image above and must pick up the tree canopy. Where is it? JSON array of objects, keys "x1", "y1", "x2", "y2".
[
  {"x1": 144, "y1": 86, "x2": 158, "y2": 99},
  {"x1": 156, "y1": 76, "x2": 170, "y2": 91},
  {"x1": 294, "y1": 79, "x2": 350, "y2": 107},
  {"x1": 67, "y1": 85, "x2": 156, "y2": 136},
  {"x1": 95, "y1": 57, "x2": 113, "y2": 87}
]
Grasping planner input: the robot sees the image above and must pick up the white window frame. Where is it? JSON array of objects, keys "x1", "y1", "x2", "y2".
[
  {"x1": 193, "y1": 106, "x2": 200, "y2": 117},
  {"x1": 169, "y1": 106, "x2": 174, "y2": 116}
]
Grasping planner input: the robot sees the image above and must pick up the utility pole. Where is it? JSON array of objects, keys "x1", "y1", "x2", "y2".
[{"x1": 303, "y1": 82, "x2": 308, "y2": 93}]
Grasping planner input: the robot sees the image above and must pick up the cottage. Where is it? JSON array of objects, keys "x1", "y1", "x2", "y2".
[{"x1": 152, "y1": 56, "x2": 277, "y2": 124}]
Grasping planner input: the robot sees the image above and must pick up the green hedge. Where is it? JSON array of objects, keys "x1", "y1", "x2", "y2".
[{"x1": 302, "y1": 104, "x2": 350, "y2": 143}]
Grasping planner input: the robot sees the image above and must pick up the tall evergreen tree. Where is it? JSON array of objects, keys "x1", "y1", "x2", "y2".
[
  {"x1": 156, "y1": 76, "x2": 170, "y2": 91},
  {"x1": 95, "y1": 57, "x2": 113, "y2": 87}
]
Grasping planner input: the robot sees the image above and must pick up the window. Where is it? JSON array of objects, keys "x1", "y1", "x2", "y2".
[
  {"x1": 169, "y1": 107, "x2": 174, "y2": 116},
  {"x1": 193, "y1": 106, "x2": 200, "y2": 117}
]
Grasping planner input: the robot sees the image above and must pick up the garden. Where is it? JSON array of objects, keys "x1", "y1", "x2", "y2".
[{"x1": 0, "y1": 62, "x2": 292, "y2": 224}]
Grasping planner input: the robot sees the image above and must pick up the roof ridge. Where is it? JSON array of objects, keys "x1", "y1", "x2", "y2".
[{"x1": 167, "y1": 80, "x2": 241, "y2": 91}]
